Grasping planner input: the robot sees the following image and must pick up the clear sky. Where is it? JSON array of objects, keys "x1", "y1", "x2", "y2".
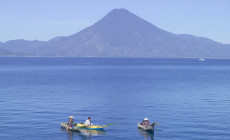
[{"x1": 1, "y1": 0, "x2": 229, "y2": 44}]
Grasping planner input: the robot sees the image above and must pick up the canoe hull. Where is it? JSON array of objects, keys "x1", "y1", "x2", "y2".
[
  {"x1": 61, "y1": 122, "x2": 80, "y2": 131},
  {"x1": 74, "y1": 123, "x2": 105, "y2": 130},
  {"x1": 137, "y1": 123, "x2": 154, "y2": 132}
]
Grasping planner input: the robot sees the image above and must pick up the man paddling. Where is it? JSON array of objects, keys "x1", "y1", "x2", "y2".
[
  {"x1": 85, "y1": 116, "x2": 93, "y2": 125},
  {"x1": 67, "y1": 115, "x2": 74, "y2": 128},
  {"x1": 141, "y1": 118, "x2": 151, "y2": 127}
]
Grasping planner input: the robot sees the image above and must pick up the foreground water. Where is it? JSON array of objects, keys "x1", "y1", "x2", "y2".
[{"x1": 0, "y1": 57, "x2": 230, "y2": 140}]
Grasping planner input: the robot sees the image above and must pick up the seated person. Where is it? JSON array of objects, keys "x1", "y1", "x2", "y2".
[
  {"x1": 67, "y1": 116, "x2": 74, "y2": 127},
  {"x1": 142, "y1": 118, "x2": 150, "y2": 127},
  {"x1": 85, "y1": 116, "x2": 93, "y2": 125}
]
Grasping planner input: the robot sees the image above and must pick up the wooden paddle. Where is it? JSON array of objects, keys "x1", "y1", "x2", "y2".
[
  {"x1": 151, "y1": 122, "x2": 159, "y2": 127},
  {"x1": 97, "y1": 123, "x2": 116, "y2": 128}
]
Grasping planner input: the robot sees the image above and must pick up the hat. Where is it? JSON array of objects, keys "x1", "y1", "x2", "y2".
[
  {"x1": 144, "y1": 118, "x2": 148, "y2": 121},
  {"x1": 69, "y1": 115, "x2": 74, "y2": 118}
]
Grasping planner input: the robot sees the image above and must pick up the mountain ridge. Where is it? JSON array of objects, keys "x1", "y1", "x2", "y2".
[{"x1": 1, "y1": 8, "x2": 230, "y2": 58}]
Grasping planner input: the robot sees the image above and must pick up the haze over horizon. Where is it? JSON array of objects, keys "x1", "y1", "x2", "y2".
[{"x1": 1, "y1": 0, "x2": 230, "y2": 44}]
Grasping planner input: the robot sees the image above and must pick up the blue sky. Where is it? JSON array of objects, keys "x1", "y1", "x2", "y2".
[{"x1": 1, "y1": 0, "x2": 229, "y2": 44}]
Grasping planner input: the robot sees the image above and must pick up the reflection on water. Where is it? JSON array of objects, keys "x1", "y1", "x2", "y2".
[
  {"x1": 61, "y1": 127, "x2": 106, "y2": 140},
  {"x1": 61, "y1": 128, "x2": 74, "y2": 140},
  {"x1": 137, "y1": 129, "x2": 154, "y2": 140},
  {"x1": 78, "y1": 129, "x2": 106, "y2": 137}
]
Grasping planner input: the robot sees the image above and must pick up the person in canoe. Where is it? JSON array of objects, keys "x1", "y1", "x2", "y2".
[
  {"x1": 141, "y1": 118, "x2": 151, "y2": 127},
  {"x1": 67, "y1": 115, "x2": 74, "y2": 128},
  {"x1": 85, "y1": 116, "x2": 93, "y2": 125}
]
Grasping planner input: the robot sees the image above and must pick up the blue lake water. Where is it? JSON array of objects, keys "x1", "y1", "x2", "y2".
[{"x1": 0, "y1": 57, "x2": 230, "y2": 140}]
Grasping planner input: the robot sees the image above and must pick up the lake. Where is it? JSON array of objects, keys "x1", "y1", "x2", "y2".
[{"x1": 0, "y1": 57, "x2": 230, "y2": 140}]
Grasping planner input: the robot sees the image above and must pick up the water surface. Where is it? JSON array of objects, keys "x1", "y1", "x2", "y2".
[{"x1": 0, "y1": 57, "x2": 230, "y2": 140}]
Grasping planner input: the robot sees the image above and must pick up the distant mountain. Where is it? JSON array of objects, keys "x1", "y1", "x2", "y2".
[
  {"x1": 1, "y1": 8, "x2": 230, "y2": 58},
  {"x1": 0, "y1": 47, "x2": 12, "y2": 56},
  {"x1": 0, "y1": 39, "x2": 46, "y2": 56}
]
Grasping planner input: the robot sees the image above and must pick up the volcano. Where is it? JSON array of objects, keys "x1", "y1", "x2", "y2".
[{"x1": 1, "y1": 8, "x2": 230, "y2": 58}]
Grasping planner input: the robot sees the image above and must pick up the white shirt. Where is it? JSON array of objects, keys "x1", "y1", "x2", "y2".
[{"x1": 85, "y1": 119, "x2": 93, "y2": 125}]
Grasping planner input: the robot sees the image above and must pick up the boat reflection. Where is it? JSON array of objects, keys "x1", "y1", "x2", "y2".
[
  {"x1": 137, "y1": 128, "x2": 154, "y2": 140},
  {"x1": 78, "y1": 128, "x2": 106, "y2": 137},
  {"x1": 61, "y1": 127, "x2": 106, "y2": 140}
]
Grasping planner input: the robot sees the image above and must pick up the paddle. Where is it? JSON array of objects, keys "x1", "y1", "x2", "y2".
[
  {"x1": 151, "y1": 122, "x2": 159, "y2": 127},
  {"x1": 98, "y1": 123, "x2": 116, "y2": 128}
]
